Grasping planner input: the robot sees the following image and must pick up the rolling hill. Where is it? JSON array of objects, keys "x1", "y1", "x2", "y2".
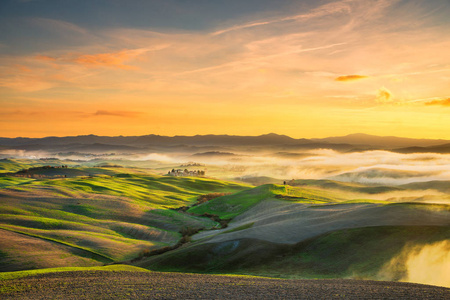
[
  {"x1": 137, "y1": 184, "x2": 450, "y2": 287},
  {"x1": 0, "y1": 170, "x2": 250, "y2": 271},
  {"x1": 1, "y1": 160, "x2": 449, "y2": 288}
]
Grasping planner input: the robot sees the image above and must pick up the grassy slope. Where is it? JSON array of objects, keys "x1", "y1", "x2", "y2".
[
  {"x1": 289, "y1": 179, "x2": 402, "y2": 194},
  {"x1": 2, "y1": 160, "x2": 449, "y2": 285},
  {"x1": 400, "y1": 180, "x2": 450, "y2": 193},
  {"x1": 138, "y1": 225, "x2": 450, "y2": 280},
  {"x1": 0, "y1": 170, "x2": 251, "y2": 271},
  {"x1": 244, "y1": 225, "x2": 450, "y2": 279},
  {"x1": 235, "y1": 176, "x2": 281, "y2": 186},
  {"x1": 139, "y1": 184, "x2": 450, "y2": 283},
  {"x1": 188, "y1": 184, "x2": 343, "y2": 219},
  {"x1": 0, "y1": 177, "x2": 34, "y2": 188},
  {"x1": 0, "y1": 159, "x2": 45, "y2": 174},
  {"x1": 0, "y1": 158, "x2": 81, "y2": 174}
]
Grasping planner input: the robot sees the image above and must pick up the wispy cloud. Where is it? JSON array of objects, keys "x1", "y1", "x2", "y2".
[
  {"x1": 93, "y1": 110, "x2": 142, "y2": 118},
  {"x1": 375, "y1": 87, "x2": 393, "y2": 104},
  {"x1": 212, "y1": 0, "x2": 355, "y2": 36},
  {"x1": 72, "y1": 50, "x2": 142, "y2": 70},
  {"x1": 335, "y1": 75, "x2": 368, "y2": 82},
  {"x1": 177, "y1": 42, "x2": 346, "y2": 76},
  {"x1": 31, "y1": 18, "x2": 89, "y2": 36},
  {"x1": 425, "y1": 98, "x2": 450, "y2": 106},
  {"x1": 0, "y1": 108, "x2": 86, "y2": 120},
  {"x1": 0, "y1": 72, "x2": 56, "y2": 92},
  {"x1": 35, "y1": 48, "x2": 152, "y2": 70},
  {"x1": 0, "y1": 47, "x2": 156, "y2": 91},
  {"x1": 34, "y1": 55, "x2": 57, "y2": 62}
]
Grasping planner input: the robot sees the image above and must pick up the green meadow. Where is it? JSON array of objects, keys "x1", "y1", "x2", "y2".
[
  {"x1": 0, "y1": 159, "x2": 449, "y2": 289},
  {"x1": 0, "y1": 162, "x2": 250, "y2": 271},
  {"x1": 188, "y1": 184, "x2": 344, "y2": 219}
]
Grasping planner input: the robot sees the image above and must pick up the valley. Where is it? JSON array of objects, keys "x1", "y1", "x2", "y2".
[{"x1": 0, "y1": 134, "x2": 449, "y2": 297}]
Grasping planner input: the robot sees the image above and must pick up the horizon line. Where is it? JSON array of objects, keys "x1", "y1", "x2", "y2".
[{"x1": 0, "y1": 132, "x2": 448, "y2": 141}]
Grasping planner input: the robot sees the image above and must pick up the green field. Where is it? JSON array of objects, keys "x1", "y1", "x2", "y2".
[
  {"x1": 0, "y1": 166, "x2": 250, "y2": 271},
  {"x1": 0, "y1": 159, "x2": 449, "y2": 289},
  {"x1": 188, "y1": 184, "x2": 344, "y2": 219}
]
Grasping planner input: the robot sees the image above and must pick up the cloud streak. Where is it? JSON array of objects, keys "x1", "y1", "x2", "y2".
[
  {"x1": 425, "y1": 98, "x2": 450, "y2": 106},
  {"x1": 177, "y1": 42, "x2": 346, "y2": 76},
  {"x1": 31, "y1": 17, "x2": 89, "y2": 36},
  {"x1": 35, "y1": 48, "x2": 152, "y2": 70},
  {"x1": 93, "y1": 110, "x2": 142, "y2": 118},
  {"x1": 212, "y1": 0, "x2": 355, "y2": 35},
  {"x1": 335, "y1": 75, "x2": 368, "y2": 82}
]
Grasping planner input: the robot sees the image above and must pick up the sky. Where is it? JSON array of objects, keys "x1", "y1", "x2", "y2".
[{"x1": 1, "y1": 0, "x2": 449, "y2": 139}]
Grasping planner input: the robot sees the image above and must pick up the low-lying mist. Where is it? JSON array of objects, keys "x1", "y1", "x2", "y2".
[
  {"x1": 2, "y1": 148, "x2": 450, "y2": 189},
  {"x1": 184, "y1": 150, "x2": 450, "y2": 187},
  {"x1": 378, "y1": 240, "x2": 450, "y2": 288}
]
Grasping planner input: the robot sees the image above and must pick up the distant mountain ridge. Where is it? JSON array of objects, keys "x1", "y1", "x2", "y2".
[
  {"x1": 0, "y1": 133, "x2": 449, "y2": 153},
  {"x1": 313, "y1": 133, "x2": 447, "y2": 148},
  {"x1": 0, "y1": 133, "x2": 301, "y2": 147},
  {"x1": 394, "y1": 143, "x2": 450, "y2": 154}
]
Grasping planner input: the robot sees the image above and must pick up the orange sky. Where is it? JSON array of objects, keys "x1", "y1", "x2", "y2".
[{"x1": 1, "y1": 0, "x2": 449, "y2": 138}]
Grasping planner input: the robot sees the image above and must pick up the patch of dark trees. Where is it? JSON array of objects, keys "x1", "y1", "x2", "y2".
[
  {"x1": 179, "y1": 162, "x2": 204, "y2": 167},
  {"x1": 95, "y1": 164, "x2": 123, "y2": 168},
  {"x1": 17, "y1": 165, "x2": 69, "y2": 174},
  {"x1": 275, "y1": 194, "x2": 308, "y2": 201}
]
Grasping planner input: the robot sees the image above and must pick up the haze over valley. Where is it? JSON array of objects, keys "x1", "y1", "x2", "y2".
[{"x1": 0, "y1": 132, "x2": 449, "y2": 294}]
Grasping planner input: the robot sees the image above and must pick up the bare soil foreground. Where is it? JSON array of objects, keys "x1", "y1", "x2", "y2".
[{"x1": 1, "y1": 270, "x2": 449, "y2": 299}]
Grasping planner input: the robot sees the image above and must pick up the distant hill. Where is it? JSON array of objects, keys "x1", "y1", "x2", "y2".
[
  {"x1": 6, "y1": 143, "x2": 146, "y2": 154},
  {"x1": 289, "y1": 179, "x2": 402, "y2": 194},
  {"x1": 314, "y1": 133, "x2": 447, "y2": 148},
  {"x1": 273, "y1": 152, "x2": 318, "y2": 159},
  {"x1": 289, "y1": 179, "x2": 450, "y2": 194},
  {"x1": 281, "y1": 142, "x2": 361, "y2": 152},
  {"x1": 329, "y1": 168, "x2": 437, "y2": 185},
  {"x1": 1, "y1": 133, "x2": 449, "y2": 154},
  {"x1": 0, "y1": 133, "x2": 304, "y2": 147},
  {"x1": 0, "y1": 166, "x2": 121, "y2": 178},
  {"x1": 400, "y1": 180, "x2": 450, "y2": 193},
  {"x1": 191, "y1": 151, "x2": 237, "y2": 158},
  {"x1": 393, "y1": 143, "x2": 450, "y2": 154}
]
